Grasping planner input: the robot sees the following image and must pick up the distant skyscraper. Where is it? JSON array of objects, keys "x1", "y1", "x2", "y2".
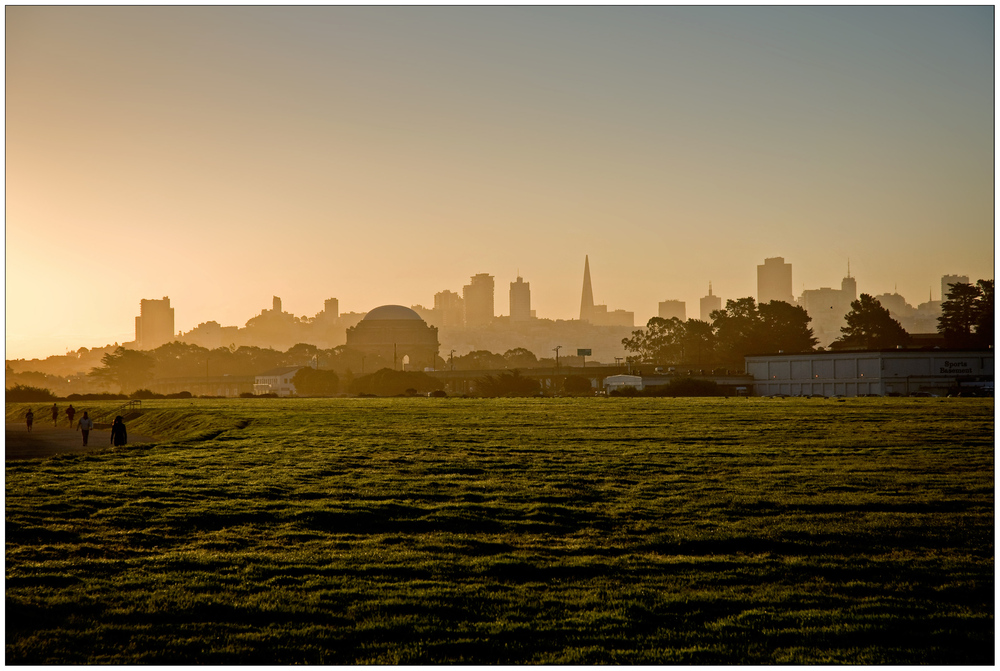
[
  {"x1": 796, "y1": 263, "x2": 857, "y2": 348},
  {"x1": 463, "y1": 273, "x2": 494, "y2": 327},
  {"x1": 941, "y1": 274, "x2": 969, "y2": 301},
  {"x1": 580, "y1": 255, "x2": 595, "y2": 322},
  {"x1": 757, "y1": 257, "x2": 794, "y2": 304},
  {"x1": 324, "y1": 298, "x2": 339, "y2": 320},
  {"x1": 272, "y1": 296, "x2": 282, "y2": 313},
  {"x1": 874, "y1": 292, "x2": 913, "y2": 318},
  {"x1": 700, "y1": 282, "x2": 722, "y2": 322},
  {"x1": 434, "y1": 290, "x2": 465, "y2": 327},
  {"x1": 658, "y1": 300, "x2": 686, "y2": 321},
  {"x1": 135, "y1": 297, "x2": 175, "y2": 350},
  {"x1": 604, "y1": 309, "x2": 634, "y2": 327},
  {"x1": 578, "y1": 256, "x2": 632, "y2": 326},
  {"x1": 841, "y1": 264, "x2": 857, "y2": 303},
  {"x1": 509, "y1": 276, "x2": 531, "y2": 322}
]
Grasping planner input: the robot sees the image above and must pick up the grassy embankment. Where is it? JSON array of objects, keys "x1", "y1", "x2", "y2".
[{"x1": 5, "y1": 397, "x2": 994, "y2": 664}]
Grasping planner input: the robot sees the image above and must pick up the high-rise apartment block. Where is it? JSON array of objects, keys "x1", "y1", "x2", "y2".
[
  {"x1": 757, "y1": 257, "x2": 794, "y2": 305},
  {"x1": 509, "y1": 276, "x2": 531, "y2": 322},
  {"x1": 841, "y1": 273, "x2": 857, "y2": 303},
  {"x1": 658, "y1": 300, "x2": 686, "y2": 321},
  {"x1": 324, "y1": 298, "x2": 339, "y2": 320},
  {"x1": 135, "y1": 297, "x2": 175, "y2": 350},
  {"x1": 700, "y1": 283, "x2": 722, "y2": 322},
  {"x1": 463, "y1": 274, "x2": 494, "y2": 327},
  {"x1": 434, "y1": 290, "x2": 465, "y2": 327},
  {"x1": 941, "y1": 274, "x2": 969, "y2": 301},
  {"x1": 797, "y1": 266, "x2": 859, "y2": 347}
]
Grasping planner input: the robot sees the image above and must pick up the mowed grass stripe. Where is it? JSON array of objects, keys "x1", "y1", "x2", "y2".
[{"x1": 5, "y1": 397, "x2": 994, "y2": 664}]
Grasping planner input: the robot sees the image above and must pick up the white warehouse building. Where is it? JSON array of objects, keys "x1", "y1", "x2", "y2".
[
  {"x1": 746, "y1": 350, "x2": 993, "y2": 397},
  {"x1": 253, "y1": 366, "x2": 305, "y2": 397}
]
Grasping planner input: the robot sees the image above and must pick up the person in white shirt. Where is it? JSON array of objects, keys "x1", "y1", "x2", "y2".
[{"x1": 77, "y1": 412, "x2": 94, "y2": 446}]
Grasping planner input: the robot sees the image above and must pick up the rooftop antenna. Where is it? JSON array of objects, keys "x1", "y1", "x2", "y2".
[
  {"x1": 847, "y1": 258, "x2": 851, "y2": 278},
  {"x1": 708, "y1": 281, "x2": 713, "y2": 296}
]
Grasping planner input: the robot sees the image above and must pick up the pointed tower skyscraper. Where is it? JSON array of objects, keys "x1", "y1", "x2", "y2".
[
  {"x1": 580, "y1": 255, "x2": 595, "y2": 322},
  {"x1": 700, "y1": 281, "x2": 722, "y2": 322},
  {"x1": 841, "y1": 259, "x2": 857, "y2": 301}
]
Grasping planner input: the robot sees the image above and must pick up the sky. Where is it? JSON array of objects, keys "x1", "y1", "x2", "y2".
[{"x1": 5, "y1": 6, "x2": 995, "y2": 360}]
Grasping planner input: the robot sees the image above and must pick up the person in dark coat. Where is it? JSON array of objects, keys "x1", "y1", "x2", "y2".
[{"x1": 110, "y1": 416, "x2": 127, "y2": 446}]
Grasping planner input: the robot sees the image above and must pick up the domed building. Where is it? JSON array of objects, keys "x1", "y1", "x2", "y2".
[{"x1": 345, "y1": 305, "x2": 439, "y2": 371}]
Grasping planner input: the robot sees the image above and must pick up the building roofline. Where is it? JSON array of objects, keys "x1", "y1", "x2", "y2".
[{"x1": 745, "y1": 348, "x2": 992, "y2": 359}]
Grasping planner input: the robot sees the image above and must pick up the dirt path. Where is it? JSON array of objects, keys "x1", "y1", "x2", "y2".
[{"x1": 5, "y1": 423, "x2": 157, "y2": 461}]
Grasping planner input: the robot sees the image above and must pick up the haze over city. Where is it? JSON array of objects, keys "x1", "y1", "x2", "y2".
[{"x1": 6, "y1": 6, "x2": 993, "y2": 361}]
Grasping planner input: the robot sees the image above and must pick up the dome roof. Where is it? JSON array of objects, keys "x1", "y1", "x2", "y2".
[{"x1": 362, "y1": 305, "x2": 423, "y2": 321}]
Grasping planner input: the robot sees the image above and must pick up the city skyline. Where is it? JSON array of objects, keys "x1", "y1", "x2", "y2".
[
  {"x1": 6, "y1": 7, "x2": 994, "y2": 360},
  {"x1": 7, "y1": 254, "x2": 979, "y2": 362}
]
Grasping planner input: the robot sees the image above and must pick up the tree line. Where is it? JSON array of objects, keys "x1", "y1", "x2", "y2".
[
  {"x1": 14, "y1": 280, "x2": 993, "y2": 397},
  {"x1": 621, "y1": 280, "x2": 993, "y2": 367}
]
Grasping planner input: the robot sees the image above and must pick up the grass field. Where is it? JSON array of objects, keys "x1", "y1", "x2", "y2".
[{"x1": 5, "y1": 397, "x2": 994, "y2": 664}]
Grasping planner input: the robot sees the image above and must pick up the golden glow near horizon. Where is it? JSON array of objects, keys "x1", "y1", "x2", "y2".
[{"x1": 5, "y1": 6, "x2": 994, "y2": 360}]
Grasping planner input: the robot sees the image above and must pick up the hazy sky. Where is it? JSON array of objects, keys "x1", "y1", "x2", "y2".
[{"x1": 6, "y1": 6, "x2": 994, "y2": 360}]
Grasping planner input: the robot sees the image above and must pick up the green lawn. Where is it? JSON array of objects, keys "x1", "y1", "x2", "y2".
[{"x1": 5, "y1": 397, "x2": 994, "y2": 664}]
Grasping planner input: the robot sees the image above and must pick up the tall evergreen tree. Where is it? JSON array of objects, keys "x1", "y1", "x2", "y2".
[
  {"x1": 837, "y1": 294, "x2": 909, "y2": 349},
  {"x1": 974, "y1": 279, "x2": 994, "y2": 347},
  {"x1": 758, "y1": 300, "x2": 818, "y2": 353},
  {"x1": 939, "y1": 280, "x2": 994, "y2": 348}
]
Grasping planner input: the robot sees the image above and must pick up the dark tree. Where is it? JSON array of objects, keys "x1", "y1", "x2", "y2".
[
  {"x1": 711, "y1": 298, "x2": 764, "y2": 368},
  {"x1": 562, "y1": 375, "x2": 594, "y2": 395},
  {"x1": 837, "y1": 294, "x2": 910, "y2": 350},
  {"x1": 621, "y1": 317, "x2": 685, "y2": 364},
  {"x1": 475, "y1": 370, "x2": 541, "y2": 397},
  {"x1": 151, "y1": 342, "x2": 210, "y2": 379},
  {"x1": 503, "y1": 348, "x2": 539, "y2": 368},
  {"x1": 284, "y1": 343, "x2": 321, "y2": 366},
  {"x1": 230, "y1": 346, "x2": 285, "y2": 376},
  {"x1": 291, "y1": 367, "x2": 340, "y2": 396},
  {"x1": 758, "y1": 300, "x2": 818, "y2": 354},
  {"x1": 88, "y1": 347, "x2": 155, "y2": 393},
  {"x1": 712, "y1": 298, "x2": 816, "y2": 367},
  {"x1": 5, "y1": 384, "x2": 57, "y2": 401},
  {"x1": 679, "y1": 319, "x2": 718, "y2": 367},
  {"x1": 349, "y1": 369, "x2": 443, "y2": 396},
  {"x1": 974, "y1": 279, "x2": 994, "y2": 346},
  {"x1": 939, "y1": 280, "x2": 994, "y2": 348},
  {"x1": 452, "y1": 350, "x2": 506, "y2": 371}
]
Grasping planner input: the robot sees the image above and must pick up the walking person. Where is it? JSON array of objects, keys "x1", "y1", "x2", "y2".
[
  {"x1": 51, "y1": 403, "x2": 59, "y2": 427},
  {"x1": 25, "y1": 408, "x2": 34, "y2": 432},
  {"x1": 66, "y1": 404, "x2": 76, "y2": 427},
  {"x1": 77, "y1": 411, "x2": 94, "y2": 447},
  {"x1": 110, "y1": 415, "x2": 127, "y2": 447}
]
